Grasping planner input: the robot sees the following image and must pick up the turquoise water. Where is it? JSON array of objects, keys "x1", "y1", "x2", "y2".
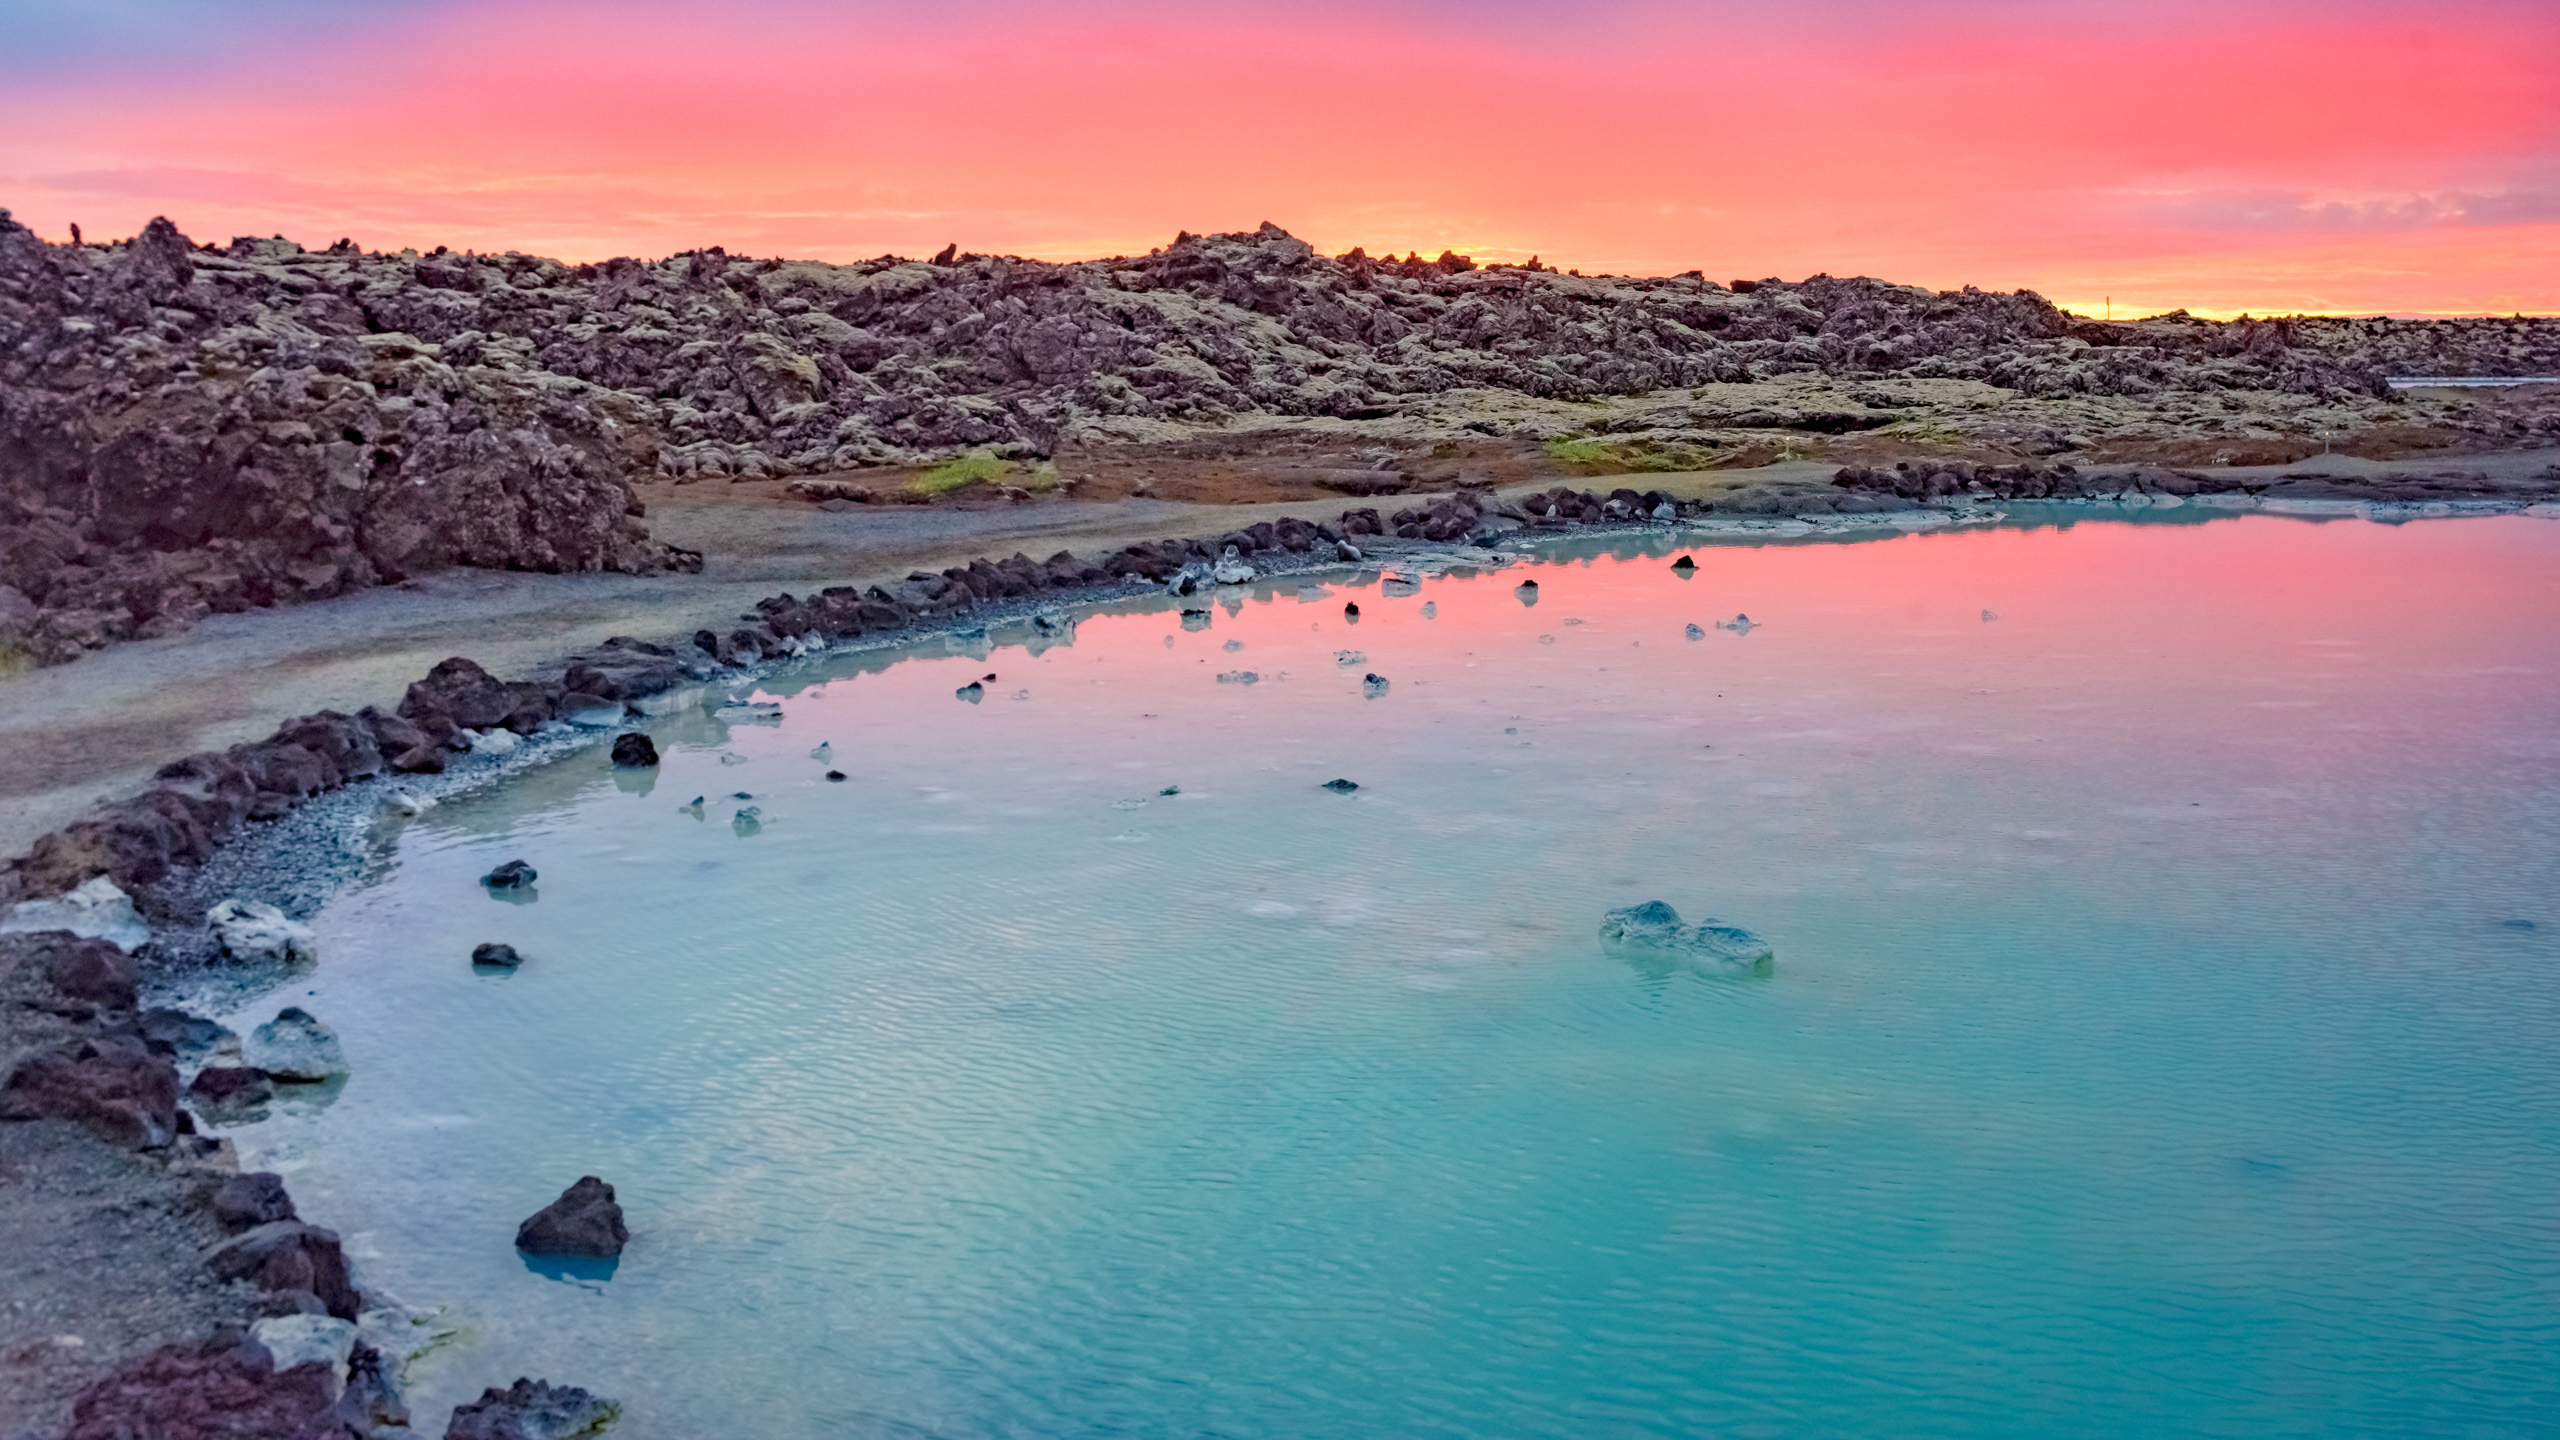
[{"x1": 232, "y1": 512, "x2": 2560, "y2": 1437}]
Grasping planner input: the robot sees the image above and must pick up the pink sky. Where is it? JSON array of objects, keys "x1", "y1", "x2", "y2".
[{"x1": 3, "y1": 0, "x2": 2553, "y2": 316}]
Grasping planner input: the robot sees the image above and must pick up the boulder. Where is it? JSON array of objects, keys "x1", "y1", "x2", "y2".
[
  {"x1": 1598, "y1": 901, "x2": 1774, "y2": 969},
  {"x1": 209, "y1": 898, "x2": 318, "y2": 966},
  {"x1": 402, "y1": 658, "x2": 515, "y2": 731},
  {"x1": 209, "y1": 1171, "x2": 300, "y2": 1231},
  {"x1": 444, "y1": 1377, "x2": 620, "y2": 1440},
  {"x1": 188, "y1": 1065, "x2": 278, "y2": 1118},
  {"x1": 514, "y1": 1175, "x2": 628, "y2": 1258},
  {"x1": 140, "y1": 1006, "x2": 239, "y2": 1063},
  {"x1": 0, "y1": 1033, "x2": 181, "y2": 1147},
  {"x1": 335, "y1": 1342, "x2": 411, "y2": 1435},
  {"x1": 204, "y1": 1219, "x2": 362, "y2": 1319},
  {"x1": 0, "y1": 873, "x2": 152, "y2": 951},
  {"x1": 63, "y1": 1331, "x2": 345, "y2": 1440},
  {"x1": 608, "y1": 732, "x2": 658, "y2": 767},
  {"x1": 250, "y1": 1314, "x2": 358, "y2": 1376},
  {"x1": 22, "y1": 930, "x2": 142, "y2": 1009},
  {"x1": 245, "y1": 1007, "x2": 348, "y2": 1082}
]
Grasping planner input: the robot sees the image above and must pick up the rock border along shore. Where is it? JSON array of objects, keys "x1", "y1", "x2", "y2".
[{"x1": 4, "y1": 467, "x2": 2556, "y2": 1436}]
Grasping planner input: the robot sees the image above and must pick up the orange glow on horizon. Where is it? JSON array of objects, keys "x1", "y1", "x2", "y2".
[{"x1": 1, "y1": 0, "x2": 2553, "y2": 316}]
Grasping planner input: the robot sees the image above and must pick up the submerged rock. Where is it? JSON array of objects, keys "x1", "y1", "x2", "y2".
[
  {"x1": 245, "y1": 1007, "x2": 347, "y2": 1082},
  {"x1": 1363, "y1": 673, "x2": 1390, "y2": 696},
  {"x1": 1335, "y1": 649, "x2": 1366, "y2": 666},
  {"x1": 956, "y1": 681, "x2": 984, "y2": 703},
  {"x1": 207, "y1": 898, "x2": 317, "y2": 966},
  {"x1": 1598, "y1": 901, "x2": 1774, "y2": 969},
  {"x1": 608, "y1": 732, "x2": 658, "y2": 767},
  {"x1": 445, "y1": 1377, "x2": 620, "y2": 1440},
  {"x1": 1515, "y1": 579, "x2": 1539, "y2": 606},
  {"x1": 1322, "y1": 778, "x2": 1360, "y2": 793},
  {"x1": 1718, "y1": 613, "x2": 1756, "y2": 634},
  {"x1": 1686, "y1": 623, "x2": 1706, "y2": 640},
  {"x1": 1, "y1": 873, "x2": 151, "y2": 952},
  {"x1": 713, "y1": 700, "x2": 782, "y2": 723},
  {"x1": 515, "y1": 1175, "x2": 629, "y2": 1258},
  {"x1": 471, "y1": 943, "x2": 524, "y2": 969},
  {"x1": 481, "y1": 859, "x2": 538, "y2": 889},
  {"x1": 1215, "y1": 670, "x2": 1261, "y2": 685}
]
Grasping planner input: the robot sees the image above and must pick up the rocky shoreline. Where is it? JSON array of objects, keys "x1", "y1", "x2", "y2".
[{"x1": 4, "y1": 471, "x2": 2556, "y2": 1437}]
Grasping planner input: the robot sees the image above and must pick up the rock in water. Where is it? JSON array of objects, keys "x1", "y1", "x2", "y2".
[
  {"x1": 472, "y1": 942, "x2": 523, "y2": 968},
  {"x1": 481, "y1": 859, "x2": 538, "y2": 889},
  {"x1": 825, "y1": 770, "x2": 846, "y2": 782},
  {"x1": 187, "y1": 1065, "x2": 276, "y2": 1119},
  {"x1": 1686, "y1": 623, "x2": 1706, "y2": 640},
  {"x1": 1671, "y1": 555, "x2": 1697, "y2": 574},
  {"x1": 207, "y1": 898, "x2": 317, "y2": 966},
  {"x1": 446, "y1": 1377, "x2": 621, "y2": 1440},
  {"x1": 245, "y1": 1008, "x2": 348, "y2": 1082},
  {"x1": 515, "y1": 1176, "x2": 629, "y2": 1258},
  {"x1": 1322, "y1": 778, "x2": 1360, "y2": 793},
  {"x1": 1515, "y1": 580, "x2": 1539, "y2": 606},
  {"x1": 1363, "y1": 673, "x2": 1390, "y2": 696},
  {"x1": 1344, "y1": 602, "x2": 1360, "y2": 622},
  {"x1": 608, "y1": 732, "x2": 658, "y2": 767},
  {"x1": 1598, "y1": 901, "x2": 1774, "y2": 969},
  {"x1": 956, "y1": 681, "x2": 984, "y2": 703}
]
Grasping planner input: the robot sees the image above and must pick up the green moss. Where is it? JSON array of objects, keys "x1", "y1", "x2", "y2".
[
  {"x1": 905, "y1": 452, "x2": 1011, "y2": 496},
  {"x1": 1542, "y1": 435, "x2": 1722, "y2": 474}
]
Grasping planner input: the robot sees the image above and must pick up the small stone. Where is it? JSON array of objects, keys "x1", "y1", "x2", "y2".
[
  {"x1": 1321, "y1": 778, "x2": 1359, "y2": 793},
  {"x1": 1344, "y1": 602, "x2": 1360, "y2": 622},
  {"x1": 608, "y1": 732, "x2": 658, "y2": 767},
  {"x1": 515, "y1": 1175, "x2": 628, "y2": 1258},
  {"x1": 825, "y1": 770, "x2": 846, "y2": 782},
  {"x1": 481, "y1": 859, "x2": 537, "y2": 889},
  {"x1": 471, "y1": 942, "x2": 523, "y2": 968}
]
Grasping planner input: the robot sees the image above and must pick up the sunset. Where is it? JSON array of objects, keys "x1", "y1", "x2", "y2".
[
  {"x1": 4, "y1": 3, "x2": 2558, "y2": 1436},
  {"x1": 4, "y1": 0, "x2": 2557, "y2": 313}
]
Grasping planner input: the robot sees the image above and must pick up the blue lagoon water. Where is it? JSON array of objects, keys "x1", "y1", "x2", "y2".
[{"x1": 226, "y1": 511, "x2": 2560, "y2": 1437}]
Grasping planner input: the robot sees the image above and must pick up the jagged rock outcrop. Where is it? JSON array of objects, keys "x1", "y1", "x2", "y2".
[{"x1": 0, "y1": 213, "x2": 698, "y2": 664}]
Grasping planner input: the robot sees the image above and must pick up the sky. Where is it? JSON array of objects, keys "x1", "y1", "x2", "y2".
[{"x1": 1, "y1": 0, "x2": 2554, "y2": 316}]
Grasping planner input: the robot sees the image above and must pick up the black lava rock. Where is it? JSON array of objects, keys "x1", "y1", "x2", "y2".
[
  {"x1": 480, "y1": 859, "x2": 537, "y2": 889},
  {"x1": 471, "y1": 943, "x2": 523, "y2": 968},
  {"x1": 515, "y1": 1175, "x2": 629, "y2": 1258},
  {"x1": 608, "y1": 732, "x2": 659, "y2": 767}
]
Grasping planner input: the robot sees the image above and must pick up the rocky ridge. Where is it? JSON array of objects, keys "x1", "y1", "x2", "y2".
[{"x1": 10, "y1": 211, "x2": 2558, "y2": 664}]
